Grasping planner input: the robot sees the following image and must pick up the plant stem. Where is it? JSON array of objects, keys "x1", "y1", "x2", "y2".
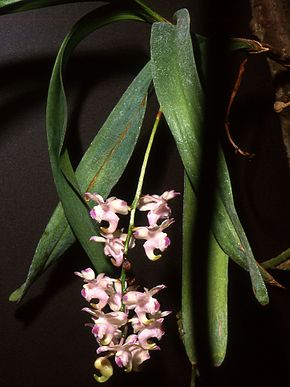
[{"x1": 120, "y1": 109, "x2": 163, "y2": 291}]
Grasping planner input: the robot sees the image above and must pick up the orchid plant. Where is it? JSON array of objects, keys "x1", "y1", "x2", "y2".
[{"x1": 2, "y1": 0, "x2": 290, "y2": 386}]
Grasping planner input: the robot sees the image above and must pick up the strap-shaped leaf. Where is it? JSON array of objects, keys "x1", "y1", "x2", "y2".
[
  {"x1": 0, "y1": 0, "x2": 102, "y2": 14},
  {"x1": 47, "y1": 5, "x2": 145, "y2": 269},
  {"x1": 262, "y1": 248, "x2": 290, "y2": 270},
  {"x1": 9, "y1": 7, "x2": 152, "y2": 302},
  {"x1": 150, "y1": 8, "x2": 268, "y2": 305},
  {"x1": 182, "y1": 174, "x2": 228, "y2": 367},
  {"x1": 181, "y1": 175, "x2": 197, "y2": 366}
]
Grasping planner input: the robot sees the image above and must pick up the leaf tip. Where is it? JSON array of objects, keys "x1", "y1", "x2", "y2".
[{"x1": 9, "y1": 284, "x2": 25, "y2": 303}]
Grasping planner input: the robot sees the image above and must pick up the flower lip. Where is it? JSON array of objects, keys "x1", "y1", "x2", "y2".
[
  {"x1": 133, "y1": 219, "x2": 174, "y2": 260},
  {"x1": 86, "y1": 193, "x2": 129, "y2": 234},
  {"x1": 138, "y1": 190, "x2": 180, "y2": 226}
]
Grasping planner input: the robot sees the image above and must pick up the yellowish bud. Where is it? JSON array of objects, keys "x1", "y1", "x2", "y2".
[{"x1": 93, "y1": 357, "x2": 113, "y2": 383}]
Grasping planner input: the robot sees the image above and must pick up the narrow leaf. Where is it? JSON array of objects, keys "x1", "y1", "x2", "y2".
[
  {"x1": 181, "y1": 174, "x2": 197, "y2": 365},
  {"x1": 229, "y1": 38, "x2": 270, "y2": 54},
  {"x1": 150, "y1": 8, "x2": 268, "y2": 304},
  {"x1": 46, "y1": 5, "x2": 146, "y2": 274},
  {"x1": 0, "y1": 0, "x2": 100, "y2": 15},
  {"x1": 10, "y1": 7, "x2": 152, "y2": 301},
  {"x1": 207, "y1": 227, "x2": 228, "y2": 366},
  {"x1": 262, "y1": 248, "x2": 290, "y2": 271},
  {"x1": 182, "y1": 174, "x2": 228, "y2": 367}
]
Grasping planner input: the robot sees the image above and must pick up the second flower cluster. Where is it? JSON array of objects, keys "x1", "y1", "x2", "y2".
[{"x1": 85, "y1": 190, "x2": 179, "y2": 266}]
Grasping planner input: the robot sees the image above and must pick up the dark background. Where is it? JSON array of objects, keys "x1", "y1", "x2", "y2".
[{"x1": 1, "y1": 1, "x2": 290, "y2": 386}]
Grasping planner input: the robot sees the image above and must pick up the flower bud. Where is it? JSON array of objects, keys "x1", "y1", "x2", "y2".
[{"x1": 93, "y1": 357, "x2": 113, "y2": 383}]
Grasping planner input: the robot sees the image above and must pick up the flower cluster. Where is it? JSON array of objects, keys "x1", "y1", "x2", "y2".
[
  {"x1": 86, "y1": 190, "x2": 179, "y2": 265},
  {"x1": 75, "y1": 268, "x2": 171, "y2": 382}
]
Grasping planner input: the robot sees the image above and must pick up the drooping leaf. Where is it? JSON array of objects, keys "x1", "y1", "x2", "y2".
[
  {"x1": 207, "y1": 227, "x2": 228, "y2": 366},
  {"x1": 262, "y1": 248, "x2": 290, "y2": 271},
  {"x1": 228, "y1": 37, "x2": 270, "y2": 54},
  {"x1": 150, "y1": 8, "x2": 268, "y2": 305},
  {"x1": 181, "y1": 175, "x2": 197, "y2": 366},
  {"x1": 0, "y1": 0, "x2": 102, "y2": 14},
  {"x1": 47, "y1": 6, "x2": 147, "y2": 270},
  {"x1": 9, "y1": 7, "x2": 152, "y2": 302},
  {"x1": 182, "y1": 174, "x2": 228, "y2": 367}
]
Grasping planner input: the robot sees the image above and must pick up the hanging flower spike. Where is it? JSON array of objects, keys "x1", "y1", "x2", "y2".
[
  {"x1": 85, "y1": 193, "x2": 129, "y2": 234},
  {"x1": 90, "y1": 231, "x2": 127, "y2": 267},
  {"x1": 138, "y1": 190, "x2": 180, "y2": 226},
  {"x1": 133, "y1": 218, "x2": 174, "y2": 260}
]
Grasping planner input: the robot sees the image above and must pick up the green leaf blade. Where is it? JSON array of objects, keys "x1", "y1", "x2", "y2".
[
  {"x1": 0, "y1": 0, "x2": 98, "y2": 15},
  {"x1": 9, "y1": 6, "x2": 152, "y2": 301},
  {"x1": 182, "y1": 174, "x2": 228, "y2": 367},
  {"x1": 150, "y1": 8, "x2": 268, "y2": 304}
]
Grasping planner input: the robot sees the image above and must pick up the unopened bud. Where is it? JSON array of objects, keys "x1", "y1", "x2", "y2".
[
  {"x1": 93, "y1": 357, "x2": 113, "y2": 383},
  {"x1": 122, "y1": 259, "x2": 132, "y2": 271}
]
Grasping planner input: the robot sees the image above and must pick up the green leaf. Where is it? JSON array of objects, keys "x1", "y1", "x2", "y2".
[
  {"x1": 262, "y1": 248, "x2": 290, "y2": 271},
  {"x1": 207, "y1": 228, "x2": 228, "y2": 367},
  {"x1": 9, "y1": 6, "x2": 152, "y2": 302},
  {"x1": 0, "y1": 0, "x2": 102, "y2": 14},
  {"x1": 47, "y1": 5, "x2": 145, "y2": 271},
  {"x1": 182, "y1": 174, "x2": 228, "y2": 367},
  {"x1": 229, "y1": 37, "x2": 270, "y2": 54},
  {"x1": 9, "y1": 203, "x2": 75, "y2": 301},
  {"x1": 181, "y1": 175, "x2": 197, "y2": 365},
  {"x1": 150, "y1": 8, "x2": 268, "y2": 305}
]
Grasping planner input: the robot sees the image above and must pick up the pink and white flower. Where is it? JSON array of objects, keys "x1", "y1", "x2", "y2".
[
  {"x1": 77, "y1": 266, "x2": 171, "y2": 377},
  {"x1": 85, "y1": 193, "x2": 129, "y2": 234},
  {"x1": 138, "y1": 190, "x2": 179, "y2": 226},
  {"x1": 123, "y1": 284, "x2": 166, "y2": 324},
  {"x1": 83, "y1": 308, "x2": 128, "y2": 345},
  {"x1": 75, "y1": 270, "x2": 122, "y2": 311},
  {"x1": 97, "y1": 335, "x2": 151, "y2": 373},
  {"x1": 90, "y1": 231, "x2": 127, "y2": 267},
  {"x1": 133, "y1": 218, "x2": 174, "y2": 260}
]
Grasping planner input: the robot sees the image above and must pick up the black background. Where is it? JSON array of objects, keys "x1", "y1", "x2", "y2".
[{"x1": 1, "y1": 1, "x2": 290, "y2": 386}]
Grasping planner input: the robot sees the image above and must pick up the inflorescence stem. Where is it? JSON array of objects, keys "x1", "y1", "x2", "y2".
[{"x1": 120, "y1": 109, "x2": 163, "y2": 291}]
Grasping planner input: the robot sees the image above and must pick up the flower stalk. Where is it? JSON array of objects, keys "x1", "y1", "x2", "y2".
[{"x1": 121, "y1": 109, "x2": 163, "y2": 288}]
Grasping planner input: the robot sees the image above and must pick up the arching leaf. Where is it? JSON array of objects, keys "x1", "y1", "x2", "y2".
[{"x1": 150, "y1": 8, "x2": 268, "y2": 304}]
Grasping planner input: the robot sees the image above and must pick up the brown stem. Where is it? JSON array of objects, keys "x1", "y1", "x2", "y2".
[{"x1": 225, "y1": 57, "x2": 255, "y2": 158}]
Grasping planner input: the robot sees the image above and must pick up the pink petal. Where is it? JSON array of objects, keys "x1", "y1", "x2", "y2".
[
  {"x1": 109, "y1": 293, "x2": 122, "y2": 312},
  {"x1": 143, "y1": 239, "x2": 162, "y2": 261},
  {"x1": 90, "y1": 236, "x2": 106, "y2": 243},
  {"x1": 138, "y1": 327, "x2": 164, "y2": 349},
  {"x1": 103, "y1": 238, "x2": 124, "y2": 267},
  {"x1": 133, "y1": 226, "x2": 150, "y2": 239},
  {"x1": 74, "y1": 268, "x2": 95, "y2": 281},
  {"x1": 107, "y1": 198, "x2": 129, "y2": 215},
  {"x1": 161, "y1": 190, "x2": 180, "y2": 200},
  {"x1": 131, "y1": 347, "x2": 150, "y2": 371},
  {"x1": 100, "y1": 211, "x2": 120, "y2": 234},
  {"x1": 85, "y1": 192, "x2": 104, "y2": 203}
]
